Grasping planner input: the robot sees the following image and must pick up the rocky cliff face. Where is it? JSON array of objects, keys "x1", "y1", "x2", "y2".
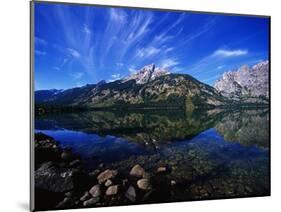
[{"x1": 214, "y1": 61, "x2": 269, "y2": 103}]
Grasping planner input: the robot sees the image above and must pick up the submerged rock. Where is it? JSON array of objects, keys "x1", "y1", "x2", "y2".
[
  {"x1": 105, "y1": 185, "x2": 119, "y2": 196},
  {"x1": 97, "y1": 169, "x2": 118, "y2": 184},
  {"x1": 130, "y1": 164, "x2": 146, "y2": 178},
  {"x1": 89, "y1": 185, "x2": 101, "y2": 197},
  {"x1": 125, "y1": 186, "x2": 136, "y2": 202},
  {"x1": 137, "y1": 179, "x2": 152, "y2": 190},
  {"x1": 157, "y1": 166, "x2": 167, "y2": 173}
]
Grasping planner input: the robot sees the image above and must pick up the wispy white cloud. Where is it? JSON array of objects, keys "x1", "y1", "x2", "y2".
[
  {"x1": 70, "y1": 72, "x2": 84, "y2": 80},
  {"x1": 111, "y1": 73, "x2": 121, "y2": 79},
  {"x1": 136, "y1": 47, "x2": 160, "y2": 58},
  {"x1": 35, "y1": 50, "x2": 47, "y2": 56},
  {"x1": 61, "y1": 58, "x2": 69, "y2": 67},
  {"x1": 182, "y1": 18, "x2": 217, "y2": 46},
  {"x1": 109, "y1": 8, "x2": 127, "y2": 23},
  {"x1": 188, "y1": 48, "x2": 249, "y2": 74},
  {"x1": 160, "y1": 58, "x2": 179, "y2": 69},
  {"x1": 153, "y1": 34, "x2": 174, "y2": 44},
  {"x1": 165, "y1": 47, "x2": 174, "y2": 53},
  {"x1": 108, "y1": 73, "x2": 122, "y2": 82},
  {"x1": 217, "y1": 65, "x2": 224, "y2": 69},
  {"x1": 67, "y1": 48, "x2": 80, "y2": 58},
  {"x1": 127, "y1": 15, "x2": 152, "y2": 42},
  {"x1": 212, "y1": 49, "x2": 248, "y2": 57},
  {"x1": 111, "y1": 11, "x2": 154, "y2": 64},
  {"x1": 152, "y1": 14, "x2": 186, "y2": 44},
  {"x1": 83, "y1": 24, "x2": 91, "y2": 34},
  {"x1": 53, "y1": 66, "x2": 60, "y2": 71}
]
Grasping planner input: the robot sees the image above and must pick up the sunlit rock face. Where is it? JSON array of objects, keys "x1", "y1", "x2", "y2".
[
  {"x1": 214, "y1": 61, "x2": 269, "y2": 103},
  {"x1": 124, "y1": 64, "x2": 170, "y2": 84}
]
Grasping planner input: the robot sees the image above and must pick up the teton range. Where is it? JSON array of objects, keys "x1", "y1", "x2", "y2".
[{"x1": 35, "y1": 61, "x2": 269, "y2": 109}]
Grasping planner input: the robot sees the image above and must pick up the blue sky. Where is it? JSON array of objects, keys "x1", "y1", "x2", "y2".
[{"x1": 34, "y1": 2, "x2": 269, "y2": 90}]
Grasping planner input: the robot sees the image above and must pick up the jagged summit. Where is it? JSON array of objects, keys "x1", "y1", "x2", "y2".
[
  {"x1": 96, "y1": 80, "x2": 106, "y2": 86},
  {"x1": 214, "y1": 60, "x2": 269, "y2": 102},
  {"x1": 124, "y1": 64, "x2": 170, "y2": 84}
]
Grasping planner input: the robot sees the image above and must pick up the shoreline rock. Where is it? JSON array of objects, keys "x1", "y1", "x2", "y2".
[
  {"x1": 89, "y1": 185, "x2": 101, "y2": 197},
  {"x1": 105, "y1": 185, "x2": 119, "y2": 196},
  {"x1": 137, "y1": 179, "x2": 152, "y2": 191},
  {"x1": 129, "y1": 164, "x2": 146, "y2": 178}
]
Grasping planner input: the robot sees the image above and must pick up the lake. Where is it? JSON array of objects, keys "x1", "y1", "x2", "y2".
[{"x1": 35, "y1": 108, "x2": 270, "y2": 199}]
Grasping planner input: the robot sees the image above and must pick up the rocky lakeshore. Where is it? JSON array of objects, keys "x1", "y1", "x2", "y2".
[
  {"x1": 34, "y1": 131, "x2": 269, "y2": 210},
  {"x1": 34, "y1": 133, "x2": 183, "y2": 210}
]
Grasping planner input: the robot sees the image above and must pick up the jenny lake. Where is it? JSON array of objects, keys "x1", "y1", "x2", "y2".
[{"x1": 35, "y1": 108, "x2": 269, "y2": 200}]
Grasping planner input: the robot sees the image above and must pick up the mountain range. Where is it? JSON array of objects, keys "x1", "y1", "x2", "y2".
[
  {"x1": 214, "y1": 61, "x2": 269, "y2": 103},
  {"x1": 35, "y1": 61, "x2": 269, "y2": 110}
]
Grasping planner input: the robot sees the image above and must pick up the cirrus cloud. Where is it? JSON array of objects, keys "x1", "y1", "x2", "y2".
[
  {"x1": 67, "y1": 48, "x2": 81, "y2": 58},
  {"x1": 136, "y1": 47, "x2": 161, "y2": 58},
  {"x1": 160, "y1": 58, "x2": 179, "y2": 69},
  {"x1": 212, "y1": 49, "x2": 248, "y2": 57}
]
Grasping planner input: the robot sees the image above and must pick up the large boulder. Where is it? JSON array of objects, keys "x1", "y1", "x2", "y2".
[
  {"x1": 89, "y1": 185, "x2": 101, "y2": 197},
  {"x1": 137, "y1": 179, "x2": 152, "y2": 190},
  {"x1": 129, "y1": 164, "x2": 146, "y2": 178},
  {"x1": 105, "y1": 185, "x2": 119, "y2": 196}
]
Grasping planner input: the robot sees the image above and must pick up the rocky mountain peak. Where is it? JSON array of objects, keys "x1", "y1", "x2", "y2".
[
  {"x1": 214, "y1": 60, "x2": 269, "y2": 102},
  {"x1": 125, "y1": 64, "x2": 170, "y2": 84},
  {"x1": 96, "y1": 80, "x2": 106, "y2": 86}
]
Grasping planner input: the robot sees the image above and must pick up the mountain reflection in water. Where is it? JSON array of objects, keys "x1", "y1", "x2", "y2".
[
  {"x1": 35, "y1": 108, "x2": 269, "y2": 199},
  {"x1": 36, "y1": 108, "x2": 269, "y2": 148}
]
